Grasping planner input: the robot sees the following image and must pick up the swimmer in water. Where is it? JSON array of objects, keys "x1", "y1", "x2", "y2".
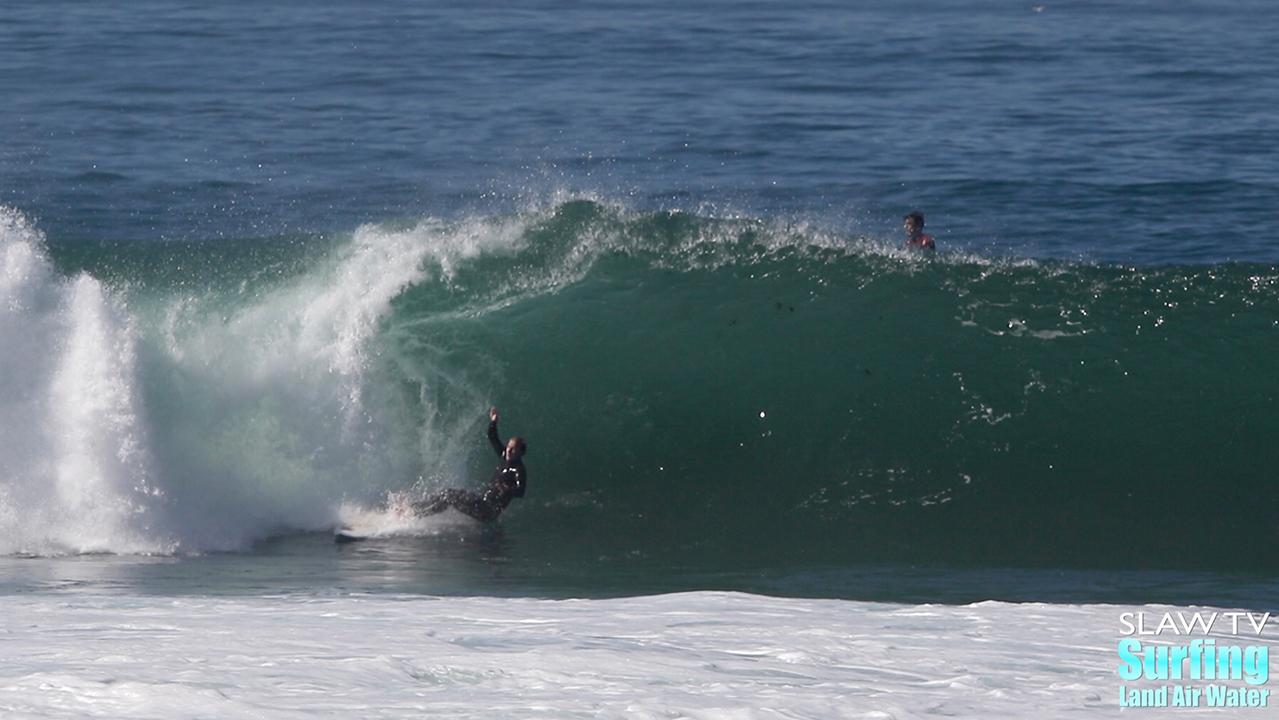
[{"x1": 903, "y1": 211, "x2": 936, "y2": 250}]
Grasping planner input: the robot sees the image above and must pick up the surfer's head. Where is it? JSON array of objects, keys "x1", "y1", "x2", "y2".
[
  {"x1": 903, "y1": 211, "x2": 925, "y2": 236},
  {"x1": 506, "y1": 437, "x2": 527, "y2": 460}
]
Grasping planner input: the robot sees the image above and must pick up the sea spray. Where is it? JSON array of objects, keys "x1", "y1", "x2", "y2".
[
  {"x1": 47, "y1": 275, "x2": 161, "y2": 552},
  {"x1": 0, "y1": 209, "x2": 168, "y2": 554},
  {"x1": 1, "y1": 209, "x2": 478, "y2": 553},
  {"x1": 135, "y1": 218, "x2": 519, "y2": 550}
]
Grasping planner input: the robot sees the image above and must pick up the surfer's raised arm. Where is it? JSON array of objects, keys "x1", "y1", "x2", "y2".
[{"x1": 488, "y1": 407, "x2": 504, "y2": 456}]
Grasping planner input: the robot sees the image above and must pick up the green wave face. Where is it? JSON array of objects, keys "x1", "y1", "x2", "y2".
[{"x1": 27, "y1": 202, "x2": 1279, "y2": 569}]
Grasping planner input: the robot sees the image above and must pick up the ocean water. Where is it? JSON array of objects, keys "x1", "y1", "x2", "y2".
[{"x1": 2, "y1": 1, "x2": 1278, "y2": 717}]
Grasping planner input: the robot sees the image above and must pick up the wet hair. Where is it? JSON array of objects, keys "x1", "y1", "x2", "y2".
[
  {"x1": 510, "y1": 436, "x2": 527, "y2": 456},
  {"x1": 904, "y1": 211, "x2": 925, "y2": 227}
]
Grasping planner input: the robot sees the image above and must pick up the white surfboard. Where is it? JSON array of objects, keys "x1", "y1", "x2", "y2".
[
  {"x1": 334, "y1": 493, "x2": 469, "y2": 542},
  {"x1": 334, "y1": 494, "x2": 426, "y2": 542}
]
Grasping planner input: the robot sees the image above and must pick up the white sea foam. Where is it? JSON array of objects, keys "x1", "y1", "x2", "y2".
[
  {"x1": 0, "y1": 209, "x2": 169, "y2": 555},
  {"x1": 5, "y1": 592, "x2": 1269, "y2": 719}
]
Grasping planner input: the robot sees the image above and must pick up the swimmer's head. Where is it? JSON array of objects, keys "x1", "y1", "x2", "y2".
[{"x1": 903, "y1": 211, "x2": 925, "y2": 234}]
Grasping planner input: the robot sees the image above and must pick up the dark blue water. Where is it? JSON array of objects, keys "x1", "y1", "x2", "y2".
[
  {"x1": 2, "y1": 0, "x2": 1278, "y2": 601},
  {"x1": 5, "y1": 1, "x2": 1277, "y2": 262}
]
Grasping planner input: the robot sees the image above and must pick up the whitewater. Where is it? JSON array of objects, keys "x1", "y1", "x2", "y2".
[{"x1": 10, "y1": 591, "x2": 1276, "y2": 720}]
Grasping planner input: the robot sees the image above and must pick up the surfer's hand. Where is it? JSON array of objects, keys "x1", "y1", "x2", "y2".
[{"x1": 490, "y1": 407, "x2": 499, "y2": 422}]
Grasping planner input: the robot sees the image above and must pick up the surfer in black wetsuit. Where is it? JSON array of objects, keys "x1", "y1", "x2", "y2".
[{"x1": 412, "y1": 408, "x2": 526, "y2": 523}]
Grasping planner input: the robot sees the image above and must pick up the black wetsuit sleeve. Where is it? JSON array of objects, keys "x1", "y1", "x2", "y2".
[{"x1": 488, "y1": 420, "x2": 504, "y2": 457}]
